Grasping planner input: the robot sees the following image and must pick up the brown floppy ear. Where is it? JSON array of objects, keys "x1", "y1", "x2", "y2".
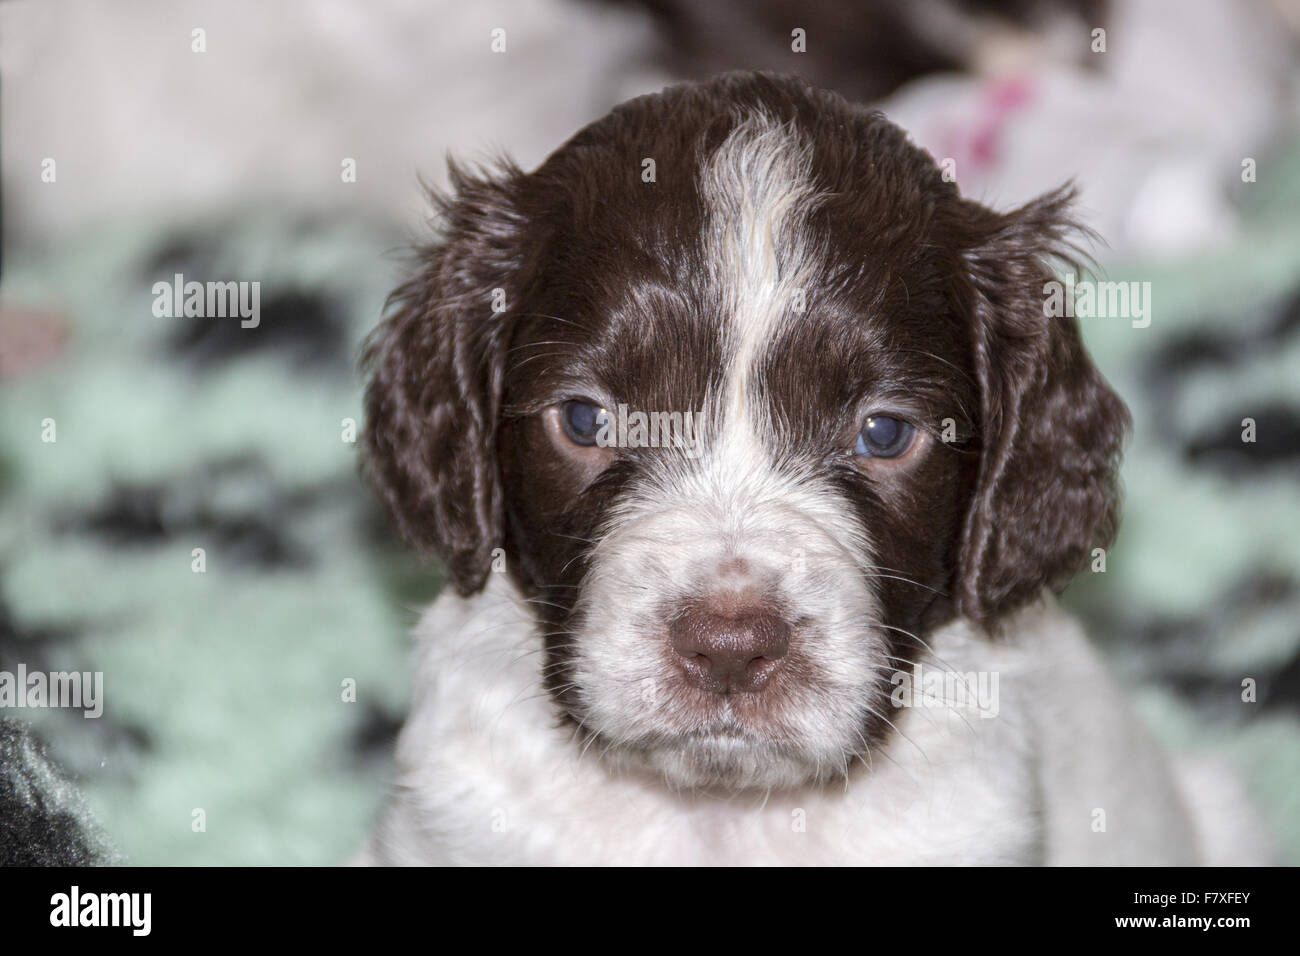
[
  {"x1": 951, "y1": 187, "x2": 1131, "y2": 628},
  {"x1": 362, "y1": 161, "x2": 529, "y2": 595}
]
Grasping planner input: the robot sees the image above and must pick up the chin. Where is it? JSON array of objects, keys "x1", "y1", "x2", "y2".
[{"x1": 635, "y1": 733, "x2": 846, "y2": 792}]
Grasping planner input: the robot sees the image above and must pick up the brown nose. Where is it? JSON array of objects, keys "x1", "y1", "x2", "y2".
[{"x1": 669, "y1": 602, "x2": 791, "y2": 693}]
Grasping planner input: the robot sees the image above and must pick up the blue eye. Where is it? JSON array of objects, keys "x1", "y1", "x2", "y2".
[
  {"x1": 561, "y1": 399, "x2": 607, "y2": 446},
  {"x1": 854, "y1": 416, "x2": 916, "y2": 458}
]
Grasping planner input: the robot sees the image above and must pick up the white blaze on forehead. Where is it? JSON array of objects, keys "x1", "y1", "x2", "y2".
[{"x1": 700, "y1": 110, "x2": 823, "y2": 435}]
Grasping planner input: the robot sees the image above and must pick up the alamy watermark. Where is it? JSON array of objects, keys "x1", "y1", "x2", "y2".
[
  {"x1": 0, "y1": 665, "x2": 103, "y2": 718},
  {"x1": 152, "y1": 272, "x2": 260, "y2": 328},
  {"x1": 890, "y1": 662, "x2": 999, "y2": 718},
  {"x1": 594, "y1": 404, "x2": 707, "y2": 459},
  {"x1": 1043, "y1": 273, "x2": 1151, "y2": 328}
]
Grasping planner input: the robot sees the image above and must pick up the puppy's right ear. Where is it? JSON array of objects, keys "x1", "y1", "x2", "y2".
[
  {"x1": 363, "y1": 162, "x2": 529, "y2": 595},
  {"x1": 948, "y1": 187, "x2": 1130, "y2": 629}
]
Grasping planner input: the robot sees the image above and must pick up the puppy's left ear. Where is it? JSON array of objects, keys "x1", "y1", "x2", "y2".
[
  {"x1": 949, "y1": 187, "x2": 1131, "y2": 629},
  {"x1": 362, "y1": 162, "x2": 531, "y2": 595}
]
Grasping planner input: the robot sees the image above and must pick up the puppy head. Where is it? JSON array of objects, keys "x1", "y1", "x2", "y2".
[{"x1": 364, "y1": 73, "x2": 1129, "y2": 789}]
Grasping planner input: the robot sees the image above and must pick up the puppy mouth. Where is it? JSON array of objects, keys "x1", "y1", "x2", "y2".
[
  {"x1": 562, "y1": 613, "x2": 886, "y2": 788},
  {"x1": 677, "y1": 726, "x2": 774, "y2": 766},
  {"x1": 623, "y1": 720, "x2": 838, "y2": 790},
  {"x1": 683, "y1": 720, "x2": 762, "y2": 746},
  {"x1": 590, "y1": 703, "x2": 787, "y2": 755},
  {"x1": 556, "y1": 516, "x2": 890, "y2": 788}
]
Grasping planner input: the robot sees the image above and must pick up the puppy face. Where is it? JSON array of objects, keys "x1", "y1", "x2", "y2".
[{"x1": 365, "y1": 73, "x2": 1129, "y2": 789}]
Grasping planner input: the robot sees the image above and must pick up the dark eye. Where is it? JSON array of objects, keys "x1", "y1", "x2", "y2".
[
  {"x1": 561, "y1": 399, "x2": 607, "y2": 447},
  {"x1": 854, "y1": 416, "x2": 916, "y2": 459}
]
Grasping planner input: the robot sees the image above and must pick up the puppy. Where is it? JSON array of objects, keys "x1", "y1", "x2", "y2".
[{"x1": 357, "y1": 72, "x2": 1250, "y2": 865}]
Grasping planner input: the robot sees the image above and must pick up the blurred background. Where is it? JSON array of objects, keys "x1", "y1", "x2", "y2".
[{"x1": 1, "y1": 0, "x2": 1298, "y2": 864}]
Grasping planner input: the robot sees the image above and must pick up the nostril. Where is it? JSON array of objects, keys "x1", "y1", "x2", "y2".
[
  {"x1": 669, "y1": 602, "x2": 791, "y2": 693},
  {"x1": 681, "y1": 651, "x2": 712, "y2": 672}
]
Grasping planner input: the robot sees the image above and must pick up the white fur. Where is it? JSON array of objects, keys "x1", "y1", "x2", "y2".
[
  {"x1": 358, "y1": 575, "x2": 1227, "y2": 865},
  {"x1": 556, "y1": 115, "x2": 884, "y2": 790},
  {"x1": 569, "y1": 441, "x2": 883, "y2": 789},
  {"x1": 702, "y1": 111, "x2": 822, "y2": 424}
]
